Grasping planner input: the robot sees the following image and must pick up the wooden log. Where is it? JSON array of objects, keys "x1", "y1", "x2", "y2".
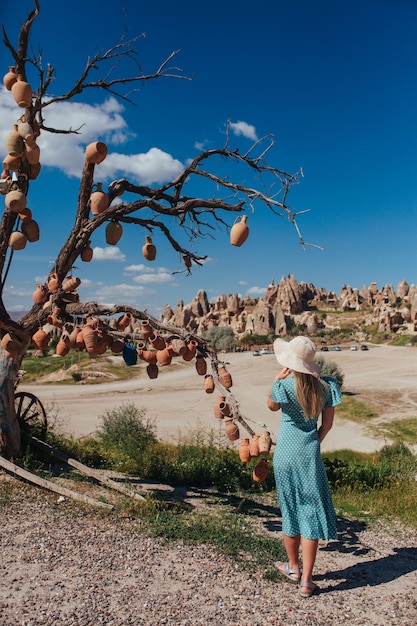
[
  {"x1": 0, "y1": 455, "x2": 113, "y2": 509},
  {"x1": 27, "y1": 435, "x2": 145, "y2": 501}
]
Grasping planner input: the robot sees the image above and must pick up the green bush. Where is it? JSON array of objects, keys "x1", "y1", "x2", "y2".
[{"x1": 314, "y1": 355, "x2": 344, "y2": 387}]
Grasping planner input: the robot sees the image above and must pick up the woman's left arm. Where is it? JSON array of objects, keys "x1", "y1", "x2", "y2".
[{"x1": 318, "y1": 406, "x2": 334, "y2": 443}]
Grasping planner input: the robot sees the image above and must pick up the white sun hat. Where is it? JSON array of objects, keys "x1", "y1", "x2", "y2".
[{"x1": 273, "y1": 336, "x2": 320, "y2": 377}]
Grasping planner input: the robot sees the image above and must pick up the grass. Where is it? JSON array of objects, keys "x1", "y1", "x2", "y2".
[
  {"x1": 375, "y1": 417, "x2": 417, "y2": 443},
  {"x1": 336, "y1": 394, "x2": 378, "y2": 422}
]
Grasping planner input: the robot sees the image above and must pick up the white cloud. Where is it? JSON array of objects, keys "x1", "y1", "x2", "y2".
[
  {"x1": 92, "y1": 246, "x2": 126, "y2": 261},
  {"x1": 246, "y1": 285, "x2": 267, "y2": 296},
  {"x1": 229, "y1": 120, "x2": 258, "y2": 141},
  {"x1": 132, "y1": 271, "x2": 174, "y2": 285},
  {"x1": 238, "y1": 280, "x2": 248, "y2": 285}
]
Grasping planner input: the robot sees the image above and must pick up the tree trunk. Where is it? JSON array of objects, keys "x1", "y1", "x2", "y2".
[{"x1": 0, "y1": 349, "x2": 22, "y2": 458}]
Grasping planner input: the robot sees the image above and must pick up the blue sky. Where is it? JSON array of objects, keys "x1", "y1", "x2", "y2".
[{"x1": 1, "y1": 0, "x2": 416, "y2": 317}]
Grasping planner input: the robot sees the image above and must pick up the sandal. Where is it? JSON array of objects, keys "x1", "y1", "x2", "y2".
[
  {"x1": 299, "y1": 581, "x2": 319, "y2": 598},
  {"x1": 274, "y1": 561, "x2": 301, "y2": 583}
]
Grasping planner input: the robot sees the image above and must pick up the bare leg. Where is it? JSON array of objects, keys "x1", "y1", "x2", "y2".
[
  {"x1": 281, "y1": 534, "x2": 301, "y2": 574},
  {"x1": 300, "y1": 537, "x2": 318, "y2": 592}
]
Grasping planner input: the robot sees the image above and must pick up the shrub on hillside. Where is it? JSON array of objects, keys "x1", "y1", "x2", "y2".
[{"x1": 314, "y1": 355, "x2": 344, "y2": 388}]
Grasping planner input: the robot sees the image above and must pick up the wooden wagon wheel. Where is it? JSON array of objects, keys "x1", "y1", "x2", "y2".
[{"x1": 14, "y1": 391, "x2": 47, "y2": 440}]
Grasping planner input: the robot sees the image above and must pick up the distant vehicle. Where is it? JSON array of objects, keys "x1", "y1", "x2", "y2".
[
  {"x1": 360, "y1": 345, "x2": 369, "y2": 351},
  {"x1": 332, "y1": 346, "x2": 341, "y2": 351},
  {"x1": 260, "y1": 348, "x2": 269, "y2": 355},
  {"x1": 321, "y1": 346, "x2": 329, "y2": 352},
  {"x1": 350, "y1": 346, "x2": 358, "y2": 351},
  {"x1": 253, "y1": 350, "x2": 260, "y2": 356}
]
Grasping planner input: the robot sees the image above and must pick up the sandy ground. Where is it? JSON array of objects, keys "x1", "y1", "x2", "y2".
[{"x1": 23, "y1": 343, "x2": 417, "y2": 453}]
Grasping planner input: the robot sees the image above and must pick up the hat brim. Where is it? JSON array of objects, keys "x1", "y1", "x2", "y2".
[{"x1": 273, "y1": 338, "x2": 320, "y2": 377}]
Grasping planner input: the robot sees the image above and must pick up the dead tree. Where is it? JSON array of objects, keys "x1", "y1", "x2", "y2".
[{"x1": 0, "y1": 1, "x2": 310, "y2": 459}]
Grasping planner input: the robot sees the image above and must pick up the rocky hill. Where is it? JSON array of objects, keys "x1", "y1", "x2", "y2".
[{"x1": 160, "y1": 275, "x2": 417, "y2": 340}]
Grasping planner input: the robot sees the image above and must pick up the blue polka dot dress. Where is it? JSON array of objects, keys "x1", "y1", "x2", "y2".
[{"x1": 271, "y1": 376, "x2": 342, "y2": 540}]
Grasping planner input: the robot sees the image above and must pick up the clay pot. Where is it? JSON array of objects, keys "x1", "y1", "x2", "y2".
[
  {"x1": 230, "y1": 215, "x2": 249, "y2": 247},
  {"x1": 17, "y1": 116, "x2": 35, "y2": 142},
  {"x1": 138, "y1": 349, "x2": 157, "y2": 365},
  {"x1": 11, "y1": 75, "x2": 33, "y2": 108},
  {"x1": 213, "y1": 396, "x2": 226, "y2": 419},
  {"x1": 182, "y1": 339, "x2": 198, "y2": 361},
  {"x1": 90, "y1": 182, "x2": 109, "y2": 215},
  {"x1": 18, "y1": 207, "x2": 32, "y2": 222},
  {"x1": 105, "y1": 220, "x2": 123, "y2": 245},
  {"x1": 183, "y1": 254, "x2": 192, "y2": 269},
  {"x1": 170, "y1": 337, "x2": 187, "y2": 356},
  {"x1": 32, "y1": 328, "x2": 50, "y2": 351},
  {"x1": 82, "y1": 326, "x2": 99, "y2": 355},
  {"x1": 75, "y1": 329, "x2": 86, "y2": 351},
  {"x1": 63, "y1": 276, "x2": 81, "y2": 292},
  {"x1": 68, "y1": 327, "x2": 80, "y2": 349},
  {"x1": 146, "y1": 363, "x2": 159, "y2": 379},
  {"x1": 142, "y1": 235, "x2": 156, "y2": 261},
  {"x1": 195, "y1": 355, "x2": 207, "y2": 376},
  {"x1": 28, "y1": 162, "x2": 41, "y2": 180},
  {"x1": 9, "y1": 231, "x2": 27, "y2": 250},
  {"x1": 24, "y1": 140, "x2": 40, "y2": 165},
  {"x1": 85, "y1": 141, "x2": 108, "y2": 164},
  {"x1": 258, "y1": 431, "x2": 272, "y2": 455},
  {"x1": 110, "y1": 339, "x2": 124, "y2": 354},
  {"x1": 81, "y1": 241, "x2": 93, "y2": 262},
  {"x1": 156, "y1": 347, "x2": 172, "y2": 366},
  {"x1": 149, "y1": 333, "x2": 166, "y2": 351},
  {"x1": 204, "y1": 374, "x2": 215, "y2": 394},
  {"x1": 32, "y1": 284, "x2": 48, "y2": 305},
  {"x1": 3, "y1": 67, "x2": 17, "y2": 90},
  {"x1": 2, "y1": 154, "x2": 21, "y2": 171},
  {"x1": 1, "y1": 169, "x2": 10, "y2": 180},
  {"x1": 218, "y1": 366, "x2": 233, "y2": 388},
  {"x1": 1, "y1": 332, "x2": 21, "y2": 357},
  {"x1": 253, "y1": 459, "x2": 269, "y2": 483},
  {"x1": 239, "y1": 438, "x2": 251, "y2": 463},
  {"x1": 140, "y1": 320, "x2": 153, "y2": 340},
  {"x1": 56, "y1": 339, "x2": 70, "y2": 357},
  {"x1": 249, "y1": 435, "x2": 260, "y2": 458},
  {"x1": 5, "y1": 126, "x2": 24, "y2": 157},
  {"x1": 47, "y1": 272, "x2": 62, "y2": 293},
  {"x1": 224, "y1": 418, "x2": 240, "y2": 442},
  {"x1": 117, "y1": 312, "x2": 133, "y2": 331},
  {"x1": 5, "y1": 190, "x2": 26, "y2": 212},
  {"x1": 21, "y1": 218, "x2": 40, "y2": 242}
]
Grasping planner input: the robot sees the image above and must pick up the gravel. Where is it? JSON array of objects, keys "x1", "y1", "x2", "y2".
[{"x1": 0, "y1": 476, "x2": 416, "y2": 626}]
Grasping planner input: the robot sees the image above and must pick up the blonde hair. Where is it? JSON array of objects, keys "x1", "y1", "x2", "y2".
[{"x1": 294, "y1": 371, "x2": 324, "y2": 418}]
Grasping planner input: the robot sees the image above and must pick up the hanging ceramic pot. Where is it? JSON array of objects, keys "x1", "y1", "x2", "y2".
[
  {"x1": 17, "y1": 115, "x2": 35, "y2": 142},
  {"x1": 85, "y1": 141, "x2": 108, "y2": 164},
  {"x1": 182, "y1": 339, "x2": 198, "y2": 361},
  {"x1": 62, "y1": 276, "x2": 81, "y2": 292},
  {"x1": 224, "y1": 418, "x2": 240, "y2": 442},
  {"x1": 142, "y1": 235, "x2": 156, "y2": 261},
  {"x1": 137, "y1": 349, "x2": 157, "y2": 365},
  {"x1": 170, "y1": 337, "x2": 187, "y2": 356},
  {"x1": 18, "y1": 207, "x2": 32, "y2": 222},
  {"x1": 5, "y1": 190, "x2": 26, "y2": 212},
  {"x1": 21, "y1": 218, "x2": 40, "y2": 242},
  {"x1": 1, "y1": 169, "x2": 10, "y2": 181},
  {"x1": 47, "y1": 272, "x2": 62, "y2": 293},
  {"x1": 5, "y1": 126, "x2": 24, "y2": 157},
  {"x1": 32, "y1": 283, "x2": 48, "y2": 305},
  {"x1": 24, "y1": 140, "x2": 40, "y2": 165},
  {"x1": 9, "y1": 231, "x2": 27, "y2": 250},
  {"x1": 149, "y1": 333, "x2": 166, "y2": 351},
  {"x1": 218, "y1": 365, "x2": 233, "y2": 388},
  {"x1": 213, "y1": 396, "x2": 226, "y2": 419},
  {"x1": 90, "y1": 182, "x2": 109, "y2": 216},
  {"x1": 258, "y1": 431, "x2": 272, "y2": 455},
  {"x1": 105, "y1": 220, "x2": 123, "y2": 245},
  {"x1": 1, "y1": 332, "x2": 21, "y2": 357},
  {"x1": 140, "y1": 320, "x2": 153, "y2": 340},
  {"x1": 156, "y1": 347, "x2": 172, "y2": 366},
  {"x1": 253, "y1": 459, "x2": 269, "y2": 483},
  {"x1": 219, "y1": 399, "x2": 231, "y2": 417},
  {"x1": 204, "y1": 374, "x2": 215, "y2": 394},
  {"x1": 32, "y1": 328, "x2": 50, "y2": 351},
  {"x1": 195, "y1": 355, "x2": 207, "y2": 376},
  {"x1": 117, "y1": 312, "x2": 133, "y2": 331},
  {"x1": 146, "y1": 363, "x2": 159, "y2": 379},
  {"x1": 28, "y1": 162, "x2": 41, "y2": 180},
  {"x1": 110, "y1": 339, "x2": 124, "y2": 354},
  {"x1": 68, "y1": 327, "x2": 80, "y2": 349},
  {"x1": 56, "y1": 339, "x2": 70, "y2": 357},
  {"x1": 239, "y1": 439, "x2": 251, "y2": 463},
  {"x1": 75, "y1": 329, "x2": 85, "y2": 351},
  {"x1": 2, "y1": 154, "x2": 21, "y2": 171},
  {"x1": 11, "y1": 75, "x2": 33, "y2": 108},
  {"x1": 230, "y1": 215, "x2": 249, "y2": 247},
  {"x1": 3, "y1": 67, "x2": 17, "y2": 91},
  {"x1": 249, "y1": 435, "x2": 260, "y2": 458},
  {"x1": 81, "y1": 241, "x2": 93, "y2": 262}
]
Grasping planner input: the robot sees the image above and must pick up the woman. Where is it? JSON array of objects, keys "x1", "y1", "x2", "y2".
[{"x1": 267, "y1": 336, "x2": 342, "y2": 598}]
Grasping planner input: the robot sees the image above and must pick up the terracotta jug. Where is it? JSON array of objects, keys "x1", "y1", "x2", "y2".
[
  {"x1": 182, "y1": 339, "x2": 198, "y2": 361},
  {"x1": 21, "y1": 219, "x2": 40, "y2": 242},
  {"x1": 85, "y1": 141, "x2": 108, "y2": 164},
  {"x1": 82, "y1": 325, "x2": 99, "y2": 355},
  {"x1": 75, "y1": 329, "x2": 85, "y2": 351},
  {"x1": 258, "y1": 431, "x2": 272, "y2": 455},
  {"x1": 32, "y1": 283, "x2": 48, "y2": 305},
  {"x1": 138, "y1": 349, "x2": 157, "y2": 365},
  {"x1": 47, "y1": 272, "x2": 62, "y2": 294},
  {"x1": 105, "y1": 220, "x2": 123, "y2": 245},
  {"x1": 140, "y1": 319, "x2": 153, "y2": 340},
  {"x1": 11, "y1": 75, "x2": 33, "y2": 108},
  {"x1": 5, "y1": 126, "x2": 24, "y2": 157},
  {"x1": 5, "y1": 190, "x2": 26, "y2": 212},
  {"x1": 90, "y1": 182, "x2": 109, "y2": 215},
  {"x1": 224, "y1": 418, "x2": 240, "y2": 442},
  {"x1": 142, "y1": 235, "x2": 156, "y2": 261},
  {"x1": 218, "y1": 366, "x2": 233, "y2": 388},
  {"x1": 249, "y1": 435, "x2": 260, "y2": 458},
  {"x1": 68, "y1": 327, "x2": 80, "y2": 349},
  {"x1": 63, "y1": 276, "x2": 81, "y2": 292},
  {"x1": 9, "y1": 231, "x2": 27, "y2": 250},
  {"x1": 24, "y1": 140, "x2": 40, "y2": 165},
  {"x1": 146, "y1": 363, "x2": 159, "y2": 379},
  {"x1": 149, "y1": 333, "x2": 166, "y2": 351},
  {"x1": 56, "y1": 339, "x2": 70, "y2": 357},
  {"x1": 170, "y1": 337, "x2": 187, "y2": 356},
  {"x1": 28, "y1": 162, "x2": 41, "y2": 180},
  {"x1": 1, "y1": 332, "x2": 21, "y2": 357},
  {"x1": 117, "y1": 312, "x2": 133, "y2": 331},
  {"x1": 110, "y1": 339, "x2": 124, "y2": 354},
  {"x1": 18, "y1": 207, "x2": 32, "y2": 222},
  {"x1": 230, "y1": 215, "x2": 249, "y2": 247},
  {"x1": 195, "y1": 355, "x2": 207, "y2": 376},
  {"x1": 2, "y1": 154, "x2": 21, "y2": 171},
  {"x1": 219, "y1": 399, "x2": 231, "y2": 417},
  {"x1": 239, "y1": 438, "x2": 251, "y2": 463},
  {"x1": 81, "y1": 241, "x2": 93, "y2": 262},
  {"x1": 156, "y1": 347, "x2": 172, "y2": 366},
  {"x1": 204, "y1": 374, "x2": 215, "y2": 394},
  {"x1": 3, "y1": 67, "x2": 17, "y2": 90},
  {"x1": 213, "y1": 396, "x2": 226, "y2": 419},
  {"x1": 32, "y1": 328, "x2": 50, "y2": 351},
  {"x1": 253, "y1": 459, "x2": 269, "y2": 483},
  {"x1": 17, "y1": 116, "x2": 35, "y2": 142}
]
